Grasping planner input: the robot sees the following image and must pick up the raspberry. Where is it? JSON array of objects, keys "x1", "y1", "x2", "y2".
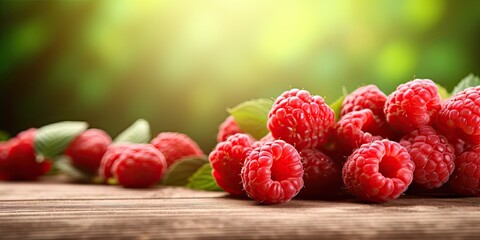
[
  {"x1": 436, "y1": 86, "x2": 480, "y2": 145},
  {"x1": 400, "y1": 126, "x2": 455, "y2": 189},
  {"x1": 209, "y1": 133, "x2": 255, "y2": 195},
  {"x1": 241, "y1": 140, "x2": 304, "y2": 204},
  {"x1": 297, "y1": 148, "x2": 342, "y2": 199},
  {"x1": 268, "y1": 89, "x2": 335, "y2": 150},
  {"x1": 217, "y1": 116, "x2": 242, "y2": 142},
  {"x1": 342, "y1": 140, "x2": 414, "y2": 202},
  {"x1": 448, "y1": 145, "x2": 480, "y2": 196},
  {"x1": 335, "y1": 109, "x2": 384, "y2": 154},
  {"x1": 341, "y1": 85, "x2": 387, "y2": 119},
  {"x1": 65, "y1": 129, "x2": 112, "y2": 175},
  {"x1": 384, "y1": 79, "x2": 441, "y2": 133},
  {"x1": 151, "y1": 132, "x2": 204, "y2": 167},
  {"x1": 111, "y1": 144, "x2": 167, "y2": 188},
  {"x1": 98, "y1": 144, "x2": 129, "y2": 180},
  {"x1": 0, "y1": 129, "x2": 51, "y2": 181}
]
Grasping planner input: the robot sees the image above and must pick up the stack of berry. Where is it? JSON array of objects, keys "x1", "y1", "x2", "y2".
[{"x1": 211, "y1": 79, "x2": 480, "y2": 203}]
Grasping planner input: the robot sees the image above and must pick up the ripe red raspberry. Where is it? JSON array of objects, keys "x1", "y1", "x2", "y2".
[
  {"x1": 217, "y1": 116, "x2": 242, "y2": 142},
  {"x1": 384, "y1": 79, "x2": 441, "y2": 133},
  {"x1": 297, "y1": 148, "x2": 342, "y2": 199},
  {"x1": 241, "y1": 140, "x2": 304, "y2": 204},
  {"x1": 151, "y1": 132, "x2": 204, "y2": 167},
  {"x1": 65, "y1": 129, "x2": 111, "y2": 175},
  {"x1": 335, "y1": 109, "x2": 384, "y2": 154},
  {"x1": 111, "y1": 144, "x2": 167, "y2": 188},
  {"x1": 99, "y1": 144, "x2": 129, "y2": 180},
  {"x1": 341, "y1": 85, "x2": 387, "y2": 119},
  {"x1": 0, "y1": 129, "x2": 51, "y2": 181},
  {"x1": 400, "y1": 126, "x2": 455, "y2": 189},
  {"x1": 209, "y1": 133, "x2": 255, "y2": 195},
  {"x1": 342, "y1": 140, "x2": 414, "y2": 202},
  {"x1": 448, "y1": 145, "x2": 480, "y2": 196},
  {"x1": 268, "y1": 89, "x2": 335, "y2": 150},
  {"x1": 436, "y1": 86, "x2": 480, "y2": 146}
]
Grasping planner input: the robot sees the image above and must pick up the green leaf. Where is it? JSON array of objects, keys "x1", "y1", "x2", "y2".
[
  {"x1": 35, "y1": 121, "x2": 88, "y2": 159},
  {"x1": 114, "y1": 119, "x2": 151, "y2": 144},
  {"x1": 435, "y1": 83, "x2": 450, "y2": 100},
  {"x1": 187, "y1": 163, "x2": 223, "y2": 191},
  {"x1": 329, "y1": 95, "x2": 345, "y2": 122},
  {"x1": 451, "y1": 74, "x2": 480, "y2": 95},
  {"x1": 162, "y1": 157, "x2": 208, "y2": 186},
  {"x1": 227, "y1": 98, "x2": 273, "y2": 139},
  {"x1": 0, "y1": 130, "x2": 9, "y2": 141},
  {"x1": 54, "y1": 156, "x2": 91, "y2": 182}
]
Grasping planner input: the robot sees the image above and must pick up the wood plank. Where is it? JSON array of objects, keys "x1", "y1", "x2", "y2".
[{"x1": 1, "y1": 182, "x2": 480, "y2": 239}]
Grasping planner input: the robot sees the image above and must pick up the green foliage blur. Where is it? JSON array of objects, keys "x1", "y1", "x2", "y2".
[{"x1": 1, "y1": 0, "x2": 479, "y2": 151}]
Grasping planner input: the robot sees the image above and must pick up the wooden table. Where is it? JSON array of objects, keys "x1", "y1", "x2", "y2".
[{"x1": 1, "y1": 179, "x2": 480, "y2": 239}]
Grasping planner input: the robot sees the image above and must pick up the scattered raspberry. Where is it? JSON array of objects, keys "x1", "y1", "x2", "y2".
[
  {"x1": 151, "y1": 132, "x2": 204, "y2": 167},
  {"x1": 0, "y1": 129, "x2": 51, "y2": 181},
  {"x1": 217, "y1": 116, "x2": 243, "y2": 142},
  {"x1": 209, "y1": 133, "x2": 255, "y2": 195},
  {"x1": 99, "y1": 144, "x2": 129, "y2": 180},
  {"x1": 65, "y1": 129, "x2": 112, "y2": 175},
  {"x1": 400, "y1": 126, "x2": 455, "y2": 189},
  {"x1": 342, "y1": 140, "x2": 414, "y2": 202},
  {"x1": 297, "y1": 148, "x2": 342, "y2": 199},
  {"x1": 335, "y1": 109, "x2": 384, "y2": 154},
  {"x1": 341, "y1": 85, "x2": 387, "y2": 119},
  {"x1": 436, "y1": 86, "x2": 480, "y2": 146},
  {"x1": 449, "y1": 145, "x2": 480, "y2": 196},
  {"x1": 384, "y1": 79, "x2": 441, "y2": 133},
  {"x1": 241, "y1": 140, "x2": 304, "y2": 204},
  {"x1": 268, "y1": 88, "x2": 335, "y2": 150},
  {"x1": 111, "y1": 144, "x2": 167, "y2": 188}
]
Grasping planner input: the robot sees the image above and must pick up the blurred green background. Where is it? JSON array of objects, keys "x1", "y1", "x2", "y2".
[{"x1": 1, "y1": 0, "x2": 479, "y2": 152}]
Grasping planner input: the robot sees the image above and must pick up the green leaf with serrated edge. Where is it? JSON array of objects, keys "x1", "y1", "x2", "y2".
[
  {"x1": 329, "y1": 95, "x2": 345, "y2": 122},
  {"x1": 54, "y1": 156, "x2": 91, "y2": 182},
  {"x1": 114, "y1": 119, "x2": 151, "y2": 144},
  {"x1": 435, "y1": 83, "x2": 450, "y2": 100},
  {"x1": 162, "y1": 157, "x2": 208, "y2": 186},
  {"x1": 35, "y1": 121, "x2": 88, "y2": 159},
  {"x1": 451, "y1": 74, "x2": 480, "y2": 95},
  {"x1": 0, "y1": 130, "x2": 9, "y2": 141},
  {"x1": 187, "y1": 163, "x2": 223, "y2": 191},
  {"x1": 227, "y1": 98, "x2": 273, "y2": 139}
]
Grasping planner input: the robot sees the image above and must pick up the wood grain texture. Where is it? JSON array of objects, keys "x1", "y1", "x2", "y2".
[{"x1": 1, "y1": 181, "x2": 480, "y2": 239}]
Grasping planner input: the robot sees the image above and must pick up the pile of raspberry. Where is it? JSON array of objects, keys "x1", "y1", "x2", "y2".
[
  {"x1": 211, "y1": 80, "x2": 480, "y2": 204},
  {"x1": 0, "y1": 128, "x2": 205, "y2": 189}
]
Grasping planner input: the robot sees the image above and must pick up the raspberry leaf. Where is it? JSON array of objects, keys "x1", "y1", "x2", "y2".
[
  {"x1": 435, "y1": 83, "x2": 450, "y2": 100},
  {"x1": 35, "y1": 121, "x2": 88, "y2": 159},
  {"x1": 452, "y1": 73, "x2": 480, "y2": 95},
  {"x1": 114, "y1": 118, "x2": 151, "y2": 144},
  {"x1": 54, "y1": 156, "x2": 92, "y2": 182},
  {"x1": 329, "y1": 95, "x2": 345, "y2": 121},
  {"x1": 187, "y1": 163, "x2": 223, "y2": 191},
  {"x1": 227, "y1": 98, "x2": 273, "y2": 139},
  {"x1": 162, "y1": 157, "x2": 208, "y2": 186}
]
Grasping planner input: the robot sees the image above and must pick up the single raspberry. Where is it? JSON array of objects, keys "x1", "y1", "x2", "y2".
[
  {"x1": 400, "y1": 126, "x2": 455, "y2": 189},
  {"x1": 448, "y1": 145, "x2": 480, "y2": 196},
  {"x1": 335, "y1": 109, "x2": 384, "y2": 154},
  {"x1": 436, "y1": 86, "x2": 480, "y2": 145},
  {"x1": 341, "y1": 85, "x2": 387, "y2": 119},
  {"x1": 111, "y1": 144, "x2": 167, "y2": 188},
  {"x1": 151, "y1": 132, "x2": 204, "y2": 167},
  {"x1": 241, "y1": 140, "x2": 304, "y2": 204},
  {"x1": 65, "y1": 129, "x2": 112, "y2": 175},
  {"x1": 297, "y1": 148, "x2": 342, "y2": 199},
  {"x1": 384, "y1": 79, "x2": 441, "y2": 133},
  {"x1": 0, "y1": 129, "x2": 51, "y2": 181},
  {"x1": 217, "y1": 116, "x2": 243, "y2": 142},
  {"x1": 99, "y1": 144, "x2": 129, "y2": 180},
  {"x1": 342, "y1": 140, "x2": 415, "y2": 202},
  {"x1": 268, "y1": 88, "x2": 335, "y2": 150},
  {"x1": 209, "y1": 133, "x2": 255, "y2": 195}
]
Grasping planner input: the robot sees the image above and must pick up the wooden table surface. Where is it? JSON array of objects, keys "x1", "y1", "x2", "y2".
[{"x1": 1, "y1": 179, "x2": 480, "y2": 239}]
